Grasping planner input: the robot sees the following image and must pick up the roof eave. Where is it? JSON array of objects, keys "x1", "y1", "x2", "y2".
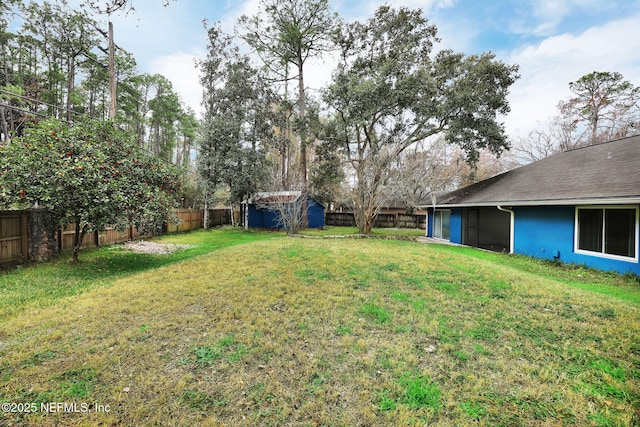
[{"x1": 416, "y1": 196, "x2": 640, "y2": 209}]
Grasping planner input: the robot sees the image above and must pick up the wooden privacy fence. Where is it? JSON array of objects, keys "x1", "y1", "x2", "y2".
[
  {"x1": 208, "y1": 208, "x2": 232, "y2": 228},
  {"x1": 61, "y1": 209, "x2": 207, "y2": 251},
  {"x1": 0, "y1": 211, "x2": 28, "y2": 266},
  {"x1": 0, "y1": 208, "x2": 232, "y2": 267},
  {"x1": 324, "y1": 212, "x2": 355, "y2": 227},
  {"x1": 167, "y1": 209, "x2": 203, "y2": 233},
  {"x1": 59, "y1": 223, "x2": 155, "y2": 251},
  {"x1": 325, "y1": 211, "x2": 426, "y2": 229},
  {"x1": 375, "y1": 212, "x2": 427, "y2": 229}
]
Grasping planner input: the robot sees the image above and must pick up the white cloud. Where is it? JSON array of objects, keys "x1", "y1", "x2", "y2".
[
  {"x1": 505, "y1": 13, "x2": 640, "y2": 138},
  {"x1": 510, "y1": 0, "x2": 613, "y2": 37},
  {"x1": 527, "y1": 0, "x2": 572, "y2": 35},
  {"x1": 150, "y1": 52, "x2": 204, "y2": 118},
  {"x1": 219, "y1": 0, "x2": 261, "y2": 33}
]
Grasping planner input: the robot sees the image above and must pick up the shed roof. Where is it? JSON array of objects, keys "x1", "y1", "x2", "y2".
[
  {"x1": 251, "y1": 191, "x2": 301, "y2": 205},
  {"x1": 248, "y1": 191, "x2": 325, "y2": 208},
  {"x1": 428, "y1": 135, "x2": 640, "y2": 207}
]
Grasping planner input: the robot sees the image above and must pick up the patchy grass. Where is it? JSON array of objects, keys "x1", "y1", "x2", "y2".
[
  {"x1": 0, "y1": 227, "x2": 280, "y2": 321},
  {"x1": 299, "y1": 225, "x2": 425, "y2": 237},
  {"x1": 437, "y1": 245, "x2": 640, "y2": 304},
  {"x1": 0, "y1": 233, "x2": 639, "y2": 426}
]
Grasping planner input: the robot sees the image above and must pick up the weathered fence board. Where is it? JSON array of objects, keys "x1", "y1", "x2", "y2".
[
  {"x1": 324, "y1": 212, "x2": 356, "y2": 227},
  {"x1": 168, "y1": 209, "x2": 203, "y2": 233},
  {"x1": 207, "y1": 208, "x2": 232, "y2": 228},
  {"x1": 1, "y1": 207, "x2": 234, "y2": 267},
  {"x1": 325, "y1": 211, "x2": 426, "y2": 229},
  {"x1": 61, "y1": 209, "x2": 206, "y2": 250},
  {"x1": 0, "y1": 211, "x2": 27, "y2": 265}
]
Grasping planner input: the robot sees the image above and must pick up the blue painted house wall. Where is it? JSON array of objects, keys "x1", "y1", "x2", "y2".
[
  {"x1": 247, "y1": 196, "x2": 325, "y2": 229},
  {"x1": 450, "y1": 208, "x2": 463, "y2": 245},
  {"x1": 512, "y1": 206, "x2": 574, "y2": 262},
  {"x1": 427, "y1": 208, "x2": 462, "y2": 242},
  {"x1": 426, "y1": 210, "x2": 433, "y2": 237},
  {"x1": 513, "y1": 205, "x2": 640, "y2": 275},
  {"x1": 431, "y1": 205, "x2": 640, "y2": 275}
]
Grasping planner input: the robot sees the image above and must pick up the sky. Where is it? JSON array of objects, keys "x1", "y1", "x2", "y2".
[{"x1": 95, "y1": 0, "x2": 640, "y2": 140}]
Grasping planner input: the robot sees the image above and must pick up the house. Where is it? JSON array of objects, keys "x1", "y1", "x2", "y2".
[
  {"x1": 420, "y1": 135, "x2": 640, "y2": 275},
  {"x1": 244, "y1": 191, "x2": 325, "y2": 229}
]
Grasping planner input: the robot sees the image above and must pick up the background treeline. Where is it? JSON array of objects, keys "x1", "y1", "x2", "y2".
[
  {"x1": 2, "y1": 0, "x2": 639, "y2": 235},
  {"x1": 0, "y1": 0, "x2": 197, "y2": 167}
]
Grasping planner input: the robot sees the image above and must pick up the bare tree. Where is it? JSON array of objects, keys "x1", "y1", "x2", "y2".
[
  {"x1": 509, "y1": 116, "x2": 575, "y2": 164},
  {"x1": 261, "y1": 168, "x2": 310, "y2": 234},
  {"x1": 511, "y1": 72, "x2": 640, "y2": 165},
  {"x1": 385, "y1": 143, "x2": 441, "y2": 214},
  {"x1": 385, "y1": 137, "x2": 512, "y2": 209}
]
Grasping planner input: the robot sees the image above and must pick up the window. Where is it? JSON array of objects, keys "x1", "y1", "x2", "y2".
[
  {"x1": 576, "y1": 206, "x2": 638, "y2": 260},
  {"x1": 433, "y1": 210, "x2": 451, "y2": 240}
]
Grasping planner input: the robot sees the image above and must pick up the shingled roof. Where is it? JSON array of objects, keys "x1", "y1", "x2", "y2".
[
  {"x1": 432, "y1": 135, "x2": 640, "y2": 207},
  {"x1": 250, "y1": 191, "x2": 302, "y2": 205}
]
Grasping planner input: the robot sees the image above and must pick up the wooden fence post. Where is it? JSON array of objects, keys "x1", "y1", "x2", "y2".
[{"x1": 20, "y1": 211, "x2": 28, "y2": 264}]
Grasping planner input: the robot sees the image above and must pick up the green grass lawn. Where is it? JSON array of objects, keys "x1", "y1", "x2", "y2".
[
  {"x1": 299, "y1": 225, "x2": 426, "y2": 237},
  {"x1": 1, "y1": 227, "x2": 639, "y2": 426},
  {"x1": 0, "y1": 227, "x2": 280, "y2": 321}
]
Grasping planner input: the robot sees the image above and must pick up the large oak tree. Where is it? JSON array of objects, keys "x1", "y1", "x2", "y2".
[{"x1": 322, "y1": 6, "x2": 519, "y2": 234}]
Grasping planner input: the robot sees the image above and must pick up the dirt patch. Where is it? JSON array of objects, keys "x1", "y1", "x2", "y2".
[{"x1": 122, "y1": 241, "x2": 195, "y2": 254}]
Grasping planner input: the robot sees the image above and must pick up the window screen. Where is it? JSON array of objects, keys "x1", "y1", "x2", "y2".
[
  {"x1": 605, "y1": 209, "x2": 636, "y2": 258},
  {"x1": 578, "y1": 209, "x2": 603, "y2": 253},
  {"x1": 577, "y1": 207, "x2": 636, "y2": 259}
]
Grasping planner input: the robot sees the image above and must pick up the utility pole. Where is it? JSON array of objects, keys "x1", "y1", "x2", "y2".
[{"x1": 108, "y1": 20, "x2": 116, "y2": 120}]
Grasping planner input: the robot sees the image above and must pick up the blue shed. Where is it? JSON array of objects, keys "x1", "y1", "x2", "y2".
[
  {"x1": 245, "y1": 191, "x2": 325, "y2": 230},
  {"x1": 421, "y1": 136, "x2": 640, "y2": 275}
]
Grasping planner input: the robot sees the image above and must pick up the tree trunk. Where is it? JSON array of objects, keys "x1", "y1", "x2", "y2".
[
  {"x1": 72, "y1": 222, "x2": 88, "y2": 262},
  {"x1": 297, "y1": 61, "x2": 308, "y2": 228},
  {"x1": 8, "y1": 104, "x2": 14, "y2": 137},
  {"x1": 203, "y1": 198, "x2": 209, "y2": 229},
  {"x1": 244, "y1": 200, "x2": 249, "y2": 230},
  {"x1": 362, "y1": 217, "x2": 373, "y2": 235},
  {"x1": 175, "y1": 142, "x2": 183, "y2": 166},
  {"x1": 354, "y1": 200, "x2": 375, "y2": 235},
  {"x1": 0, "y1": 105, "x2": 9, "y2": 144},
  {"x1": 1, "y1": 44, "x2": 9, "y2": 143},
  {"x1": 89, "y1": 84, "x2": 96, "y2": 118},
  {"x1": 281, "y1": 143, "x2": 287, "y2": 189},
  {"x1": 108, "y1": 21, "x2": 117, "y2": 120},
  {"x1": 180, "y1": 136, "x2": 190, "y2": 167},
  {"x1": 66, "y1": 59, "x2": 75, "y2": 122}
]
